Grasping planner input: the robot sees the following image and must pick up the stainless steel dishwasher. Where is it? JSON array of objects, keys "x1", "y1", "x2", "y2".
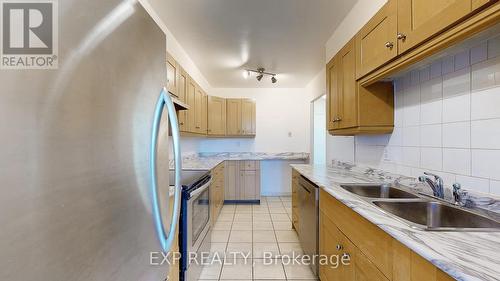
[{"x1": 297, "y1": 175, "x2": 319, "y2": 276}]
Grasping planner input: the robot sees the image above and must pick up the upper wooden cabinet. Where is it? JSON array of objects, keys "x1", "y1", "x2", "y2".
[
  {"x1": 327, "y1": 39, "x2": 394, "y2": 135},
  {"x1": 193, "y1": 85, "x2": 207, "y2": 134},
  {"x1": 207, "y1": 96, "x2": 226, "y2": 136},
  {"x1": 241, "y1": 99, "x2": 256, "y2": 135},
  {"x1": 356, "y1": 0, "x2": 398, "y2": 79},
  {"x1": 177, "y1": 67, "x2": 189, "y2": 132},
  {"x1": 226, "y1": 98, "x2": 242, "y2": 135},
  {"x1": 397, "y1": 0, "x2": 472, "y2": 53},
  {"x1": 226, "y1": 98, "x2": 256, "y2": 137},
  {"x1": 166, "y1": 52, "x2": 179, "y2": 96},
  {"x1": 356, "y1": 0, "x2": 496, "y2": 79},
  {"x1": 186, "y1": 77, "x2": 197, "y2": 133}
]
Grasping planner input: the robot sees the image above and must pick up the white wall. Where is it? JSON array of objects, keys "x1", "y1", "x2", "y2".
[
  {"x1": 312, "y1": 97, "x2": 326, "y2": 165},
  {"x1": 195, "y1": 87, "x2": 310, "y2": 153},
  {"x1": 355, "y1": 35, "x2": 500, "y2": 196}
]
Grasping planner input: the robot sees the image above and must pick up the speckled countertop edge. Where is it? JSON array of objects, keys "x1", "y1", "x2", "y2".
[{"x1": 290, "y1": 163, "x2": 500, "y2": 281}]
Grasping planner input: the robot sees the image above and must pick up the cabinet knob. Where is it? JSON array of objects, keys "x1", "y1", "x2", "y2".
[
  {"x1": 334, "y1": 117, "x2": 342, "y2": 122},
  {"x1": 385, "y1": 41, "x2": 394, "y2": 49},
  {"x1": 180, "y1": 122, "x2": 184, "y2": 125},
  {"x1": 397, "y1": 33, "x2": 407, "y2": 41},
  {"x1": 341, "y1": 253, "x2": 350, "y2": 260},
  {"x1": 196, "y1": 126, "x2": 200, "y2": 129},
  {"x1": 336, "y1": 244, "x2": 343, "y2": 251}
]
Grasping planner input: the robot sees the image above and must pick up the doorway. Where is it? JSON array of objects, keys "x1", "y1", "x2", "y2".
[{"x1": 311, "y1": 95, "x2": 326, "y2": 165}]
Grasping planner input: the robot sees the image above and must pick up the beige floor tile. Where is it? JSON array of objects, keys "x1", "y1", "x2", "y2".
[
  {"x1": 280, "y1": 196, "x2": 292, "y2": 201},
  {"x1": 267, "y1": 202, "x2": 284, "y2": 208},
  {"x1": 269, "y1": 207, "x2": 287, "y2": 214},
  {"x1": 266, "y1": 197, "x2": 282, "y2": 202},
  {"x1": 226, "y1": 242, "x2": 252, "y2": 259},
  {"x1": 220, "y1": 259, "x2": 253, "y2": 280},
  {"x1": 234, "y1": 213, "x2": 252, "y2": 221},
  {"x1": 253, "y1": 258, "x2": 286, "y2": 279},
  {"x1": 235, "y1": 205, "x2": 253, "y2": 213},
  {"x1": 253, "y1": 213, "x2": 272, "y2": 222},
  {"x1": 253, "y1": 221, "x2": 274, "y2": 230},
  {"x1": 229, "y1": 230, "x2": 252, "y2": 243},
  {"x1": 218, "y1": 213, "x2": 235, "y2": 222},
  {"x1": 275, "y1": 230, "x2": 299, "y2": 243},
  {"x1": 278, "y1": 242, "x2": 303, "y2": 256},
  {"x1": 271, "y1": 213, "x2": 290, "y2": 222},
  {"x1": 272, "y1": 221, "x2": 293, "y2": 230},
  {"x1": 283, "y1": 263, "x2": 316, "y2": 279},
  {"x1": 253, "y1": 230, "x2": 276, "y2": 243},
  {"x1": 208, "y1": 242, "x2": 228, "y2": 258},
  {"x1": 211, "y1": 231, "x2": 231, "y2": 242},
  {"x1": 213, "y1": 221, "x2": 233, "y2": 230},
  {"x1": 253, "y1": 242, "x2": 280, "y2": 258},
  {"x1": 231, "y1": 221, "x2": 253, "y2": 230},
  {"x1": 199, "y1": 262, "x2": 223, "y2": 279}
]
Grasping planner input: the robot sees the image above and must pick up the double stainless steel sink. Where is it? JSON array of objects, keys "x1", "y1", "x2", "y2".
[{"x1": 340, "y1": 184, "x2": 500, "y2": 231}]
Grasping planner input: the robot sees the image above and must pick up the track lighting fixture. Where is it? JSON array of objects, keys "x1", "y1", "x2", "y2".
[{"x1": 243, "y1": 67, "x2": 278, "y2": 84}]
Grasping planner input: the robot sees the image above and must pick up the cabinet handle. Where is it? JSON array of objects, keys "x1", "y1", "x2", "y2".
[
  {"x1": 336, "y1": 244, "x2": 343, "y2": 251},
  {"x1": 397, "y1": 33, "x2": 407, "y2": 41},
  {"x1": 196, "y1": 126, "x2": 200, "y2": 129},
  {"x1": 385, "y1": 42, "x2": 394, "y2": 49},
  {"x1": 334, "y1": 117, "x2": 342, "y2": 122}
]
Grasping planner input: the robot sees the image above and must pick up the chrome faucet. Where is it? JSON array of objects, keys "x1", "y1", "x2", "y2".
[
  {"x1": 452, "y1": 183, "x2": 469, "y2": 207},
  {"x1": 418, "y1": 172, "x2": 444, "y2": 199}
]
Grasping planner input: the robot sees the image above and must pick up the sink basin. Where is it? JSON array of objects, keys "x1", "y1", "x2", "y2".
[
  {"x1": 373, "y1": 200, "x2": 500, "y2": 231},
  {"x1": 341, "y1": 184, "x2": 419, "y2": 199}
]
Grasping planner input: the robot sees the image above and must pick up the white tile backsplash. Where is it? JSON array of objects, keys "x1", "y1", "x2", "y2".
[
  {"x1": 353, "y1": 36, "x2": 500, "y2": 196},
  {"x1": 442, "y1": 122, "x2": 471, "y2": 149},
  {"x1": 471, "y1": 119, "x2": 500, "y2": 149}
]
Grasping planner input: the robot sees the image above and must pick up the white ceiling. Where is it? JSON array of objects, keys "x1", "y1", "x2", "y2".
[{"x1": 163, "y1": 0, "x2": 356, "y2": 88}]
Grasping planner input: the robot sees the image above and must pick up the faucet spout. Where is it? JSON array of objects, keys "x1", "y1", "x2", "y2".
[{"x1": 418, "y1": 172, "x2": 444, "y2": 199}]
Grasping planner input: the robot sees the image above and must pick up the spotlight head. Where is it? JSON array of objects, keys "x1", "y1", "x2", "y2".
[
  {"x1": 242, "y1": 70, "x2": 250, "y2": 79},
  {"x1": 256, "y1": 74, "x2": 263, "y2": 81},
  {"x1": 271, "y1": 76, "x2": 277, "y2": 83}
]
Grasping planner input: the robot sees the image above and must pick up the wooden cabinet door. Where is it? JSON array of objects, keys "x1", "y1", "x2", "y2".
[
  {"x1": 338, "y1": 39, "x2": 358, "y2": 129},
  {"x1": 201, "y1": 90, "x2": 208, "y2": 134},
  {"x1": 240, "y1": 170, "x2": 257, "y2": 200},
  {"x1": 186, "y1": 78, "x2": 197, "y2": 133},
  {"x1": 355, "y1": 0, "x2": 397, "y2": 79},
  {"x1": 398, "y1": 0, "x2": 472, "y2": 53},
  {"x1": 241, "y1": 99, "x2": 256, "y2": 135},
  {"x1": 320, "y1": 211, "x2": 355, "y2": 280},
  {"x1": 166, "y1": 53, "x2": 178, "y2": 96},
  {"x1": 226, "y1": 99, "x2": 242, "y2": 135},
  {"x1": 224, "y1": 161, "x2": 239, "y2": 200},
  {"x1": 326, "y1": 55, "x2": 340, "y2": 130},
  {"x1": 177, "y1": 68, "x2": 189, "y2": 132},
  {"x1": 193, "y1": 85, "x2": 204, "y2": 133},
  {"x1": 207, "y1": 96, "x2": 227, "y2": 135}
]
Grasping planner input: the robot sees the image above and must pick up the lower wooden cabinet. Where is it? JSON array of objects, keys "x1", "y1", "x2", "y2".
[
  {"x1": 318, "y1": 188, "x2": 454, "y2": 281},
  {"x1": 210, "y1": 162, "x2": 225, "y2": 225},
  {"x1": 291, "y1": 169, "x2": 300, "y2": 231},
  {"x1": 224, "y1": 160, "x2": 260, "y2": 202}
]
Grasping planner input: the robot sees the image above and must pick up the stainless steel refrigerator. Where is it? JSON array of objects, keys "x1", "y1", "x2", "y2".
[{"x1": 0, "y1": 0, "x2": 181, "y2": 280}]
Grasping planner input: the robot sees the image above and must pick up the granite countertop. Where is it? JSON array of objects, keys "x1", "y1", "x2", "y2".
[
  {"x1": 290, "y1": 163, "x2": 500, "y2": 281},
  {"x1": 170, "y1": 152, "x2": 309, "y2": 171}
]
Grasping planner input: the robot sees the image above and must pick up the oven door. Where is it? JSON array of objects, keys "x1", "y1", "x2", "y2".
[{"x1": 187, "y1": 180, "x2": 211, "y2": 254}]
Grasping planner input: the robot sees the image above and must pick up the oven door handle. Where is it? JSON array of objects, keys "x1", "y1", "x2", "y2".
[
  {"x1": 189, "y1": 179, "x2": 212, "y2": 199},
  {"x1": 150, "y1": 87, "x2": 182, "y2": 253}
]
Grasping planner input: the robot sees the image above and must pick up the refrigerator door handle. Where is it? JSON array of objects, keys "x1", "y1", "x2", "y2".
[{"x1": 150, "y1": 87, "x2": 182, "y2": 253}]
